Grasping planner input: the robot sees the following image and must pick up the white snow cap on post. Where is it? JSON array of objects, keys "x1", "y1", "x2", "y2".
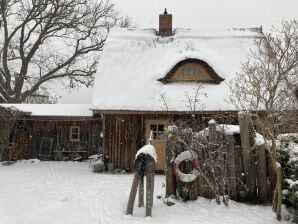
[
  {"x1": 208, "y1": 119, "x2": 216, "y2": 124},
  {"x1": 135, "y1": 144, "x2": 157, "y2": 162}
]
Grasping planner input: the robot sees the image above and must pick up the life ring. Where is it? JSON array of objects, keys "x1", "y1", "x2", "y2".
[{"x1": 173, "y1": 150, "x2": 200, "y2": 183}]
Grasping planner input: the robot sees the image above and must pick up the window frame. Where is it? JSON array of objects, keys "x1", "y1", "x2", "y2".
[
  {"x1": 69, "y1": 126, "x2": 80, "y2": 142},
  {"x1": 150, "y1": 124, "x2": 166, "y2": 140}
]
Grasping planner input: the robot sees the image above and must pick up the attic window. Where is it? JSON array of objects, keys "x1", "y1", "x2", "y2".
[
  {"x1": 70, "y1": 126, "x2": 80, "y2": 142},
  {"x1": 158, "y1": 58, "x2": 224, "y2": 84}
]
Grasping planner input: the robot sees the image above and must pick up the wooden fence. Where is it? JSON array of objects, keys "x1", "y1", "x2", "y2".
[{"x1": 165, "y1": 113, "x2": 276, "y2": 204}]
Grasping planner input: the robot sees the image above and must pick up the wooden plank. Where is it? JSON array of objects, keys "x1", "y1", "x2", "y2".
[
  {"x1": 235, "y1": 145, "x2": 244, "y2": 200},
  {"x1": 226, "y1": 134, "x2": 237, "y2": 200},
  {"x1": 165, "y1": 164, "x2": 176, "y2": 197},
  {"x1": 138, "y1": 176, "x2": 144, "y2": 207},
  {"x1": 238, "y1": 112, "x2": 257, "y2": 200},
  {"x1": 267, "y1": 152, "x2": 276, "y2": 202},
  {"x1": 256, "y1": 144, "x2": 269, "y2": 204},
  {"x1": 126, "y1": 172, "x2": 140, "y2": 215}
]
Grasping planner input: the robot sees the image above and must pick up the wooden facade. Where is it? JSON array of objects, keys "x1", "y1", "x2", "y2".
[
  {"x1": 5, "y1": 117, "x2": 102, "y2": 161},
  {"x1": 100, "y1": 111, "x2": 238, "y2": 171}
]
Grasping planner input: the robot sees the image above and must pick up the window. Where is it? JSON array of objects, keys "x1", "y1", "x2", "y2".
[
  {"x1": 70, "y1": 126, "x2": 80, "y2": 142},
  {"x1": 158, "y1": 59, "x2": 224, "y2": 84},
  {"x1": 150, "y1": 124, "x2": 165, "y2": 140}
]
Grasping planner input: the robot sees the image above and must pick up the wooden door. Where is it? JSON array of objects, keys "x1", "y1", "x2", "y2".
[{"x1": 145, "y1": 119, "x2": 169, "y2": 171}]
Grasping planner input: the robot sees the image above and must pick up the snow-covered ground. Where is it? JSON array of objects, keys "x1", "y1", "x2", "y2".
[{"x1": 0, "y1": 160, "x2": 291, "y2": 224}]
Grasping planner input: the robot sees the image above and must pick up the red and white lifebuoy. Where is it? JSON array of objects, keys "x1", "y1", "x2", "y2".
[{"x1": 173, "y1": 150, "x2": 200, "y2": 183}]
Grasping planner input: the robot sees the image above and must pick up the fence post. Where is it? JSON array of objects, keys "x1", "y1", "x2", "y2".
[
  {"x1": 226, "y1": 134, "x2": 237, "y2": 200},
  {"x1": 165, "y1": 133, "x2": 177, "y2": 197},
  {"x1": 145, "y1": 156, "x2": 155, "y2": 217},
  {"x1": 238, "y1": 112, "x2": 257, "y2": 201},
  {"x1": 138, "y1": 176, "x2": 144, "y2": 207},
  {"x1": 208, "y1": 120, "x2": 217, "y2": 143},
  {"x1": 256, "y1": 144, "x2": 269, "y2": 204}
]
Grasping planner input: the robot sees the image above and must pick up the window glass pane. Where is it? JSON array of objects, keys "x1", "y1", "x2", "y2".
[
  {"x1": 150, "y1": 125, "x2": 157, "y2": 131},
  {"x1": 70, "y1": 127, "x2": 80, "y2": 141},
  {"x1": 187, "y1": 67, "x2": 195, "y2": 76},
  {"x1": 152, "y1": 132, "x2": 157, "y2": 139},
  {"x1": 157, "y1": 132, "x2": 165, "y2": 140},
  {"x1": 158, "y1": 125, "x2": 164, "y2": 132},
  {"x1": 72, "y1": 128, "x2": 79, "y2": 134}
]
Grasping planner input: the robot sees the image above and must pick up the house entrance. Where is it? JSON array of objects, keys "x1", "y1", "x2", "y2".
[{"x1": 145, "y1": 119, "x2": 169, "y2": 171}]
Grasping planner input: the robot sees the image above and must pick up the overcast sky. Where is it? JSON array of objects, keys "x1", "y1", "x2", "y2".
[{"x1": 59, "y1": 0, "x2": 298, "y2": 104}]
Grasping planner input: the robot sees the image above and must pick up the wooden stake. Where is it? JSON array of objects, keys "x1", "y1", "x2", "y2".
[
  {"x1": 146, "y1": 171, "x2": 154, "y2": 217},
  {"x1": 126, "y1": 172, "x2": 140, "y2": 215},
  {"x1": 138, "y1": 176, "x2": 144, "y2": 207}
]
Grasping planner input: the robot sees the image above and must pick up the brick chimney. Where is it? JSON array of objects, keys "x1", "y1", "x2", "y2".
[{"x1": 159, "y1": 8, "x2": 172, "y2": 37}]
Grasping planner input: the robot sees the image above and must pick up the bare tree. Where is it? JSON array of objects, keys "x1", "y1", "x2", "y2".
[
  {"x1": 184, "y1": 86, "x2": 207, "y2": 112},
  {"x1": 0, "y1": 0, "x2": 120, "y2": 103},
  {"x1": 24, "y1": 86, "x2": 59, "y2": 103},
  {"x1": 118, "y1": 15, "x2": 135, "y2": 29},
  {"x1": 229, "y1": 20, "x2": 298, "y2": 220},
  {"x1": 159, "y1": 92, "x2": 170, "y2": 111}
]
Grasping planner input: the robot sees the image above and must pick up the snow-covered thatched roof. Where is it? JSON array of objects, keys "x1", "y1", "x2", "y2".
[
  {"x1": 91, "y1": 28, "x2": 263, "y2": 112},
  {"x1": 0, "y1": 104, "x2": 92, "y2": 117}
]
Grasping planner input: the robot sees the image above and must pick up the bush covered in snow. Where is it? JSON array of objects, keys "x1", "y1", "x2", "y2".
[{"x1": 278, "y1": 133, "x2": 298, "y2": 210}]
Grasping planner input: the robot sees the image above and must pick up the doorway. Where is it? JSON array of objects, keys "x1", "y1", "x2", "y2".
[{"x1": 145, "y1": 119, "x2": 169, "y2": 171}]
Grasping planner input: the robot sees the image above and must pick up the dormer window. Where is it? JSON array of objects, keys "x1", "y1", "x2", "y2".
[{"x1": 158, "y1": 58, "x2": 224, "y2": 84}]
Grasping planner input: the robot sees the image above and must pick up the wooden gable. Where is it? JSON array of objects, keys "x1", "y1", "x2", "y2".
[{"x1": 158, "y1": 58, "x2": 224, "y2": 84}]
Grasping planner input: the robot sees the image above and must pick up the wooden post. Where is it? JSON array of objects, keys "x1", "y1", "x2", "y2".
[
  {"x1": 165, "y1": 134, "x2": 177, "y2": 198},
  {"x1": 256, "y1": 144, "x2": 269, "y2": 204},
  {"x1": 267, "y1": 155, "x2": 276, "y2": 202},
  {"x1": 126, "y1": 150, "x2": 155, "y2": 217},
  {"x1": 238, "y1": 112, "x2": 257, "y2": 200},
  {"x1": 188, "y1": 180, "x2": 198, "y2": 200},
  {"x1": 234, "y1": 145, "x2": 244, "y2": 200},
  {"x1": 165, "y1": 164, "x2": 176, "y2": 197},
  {"x1": 146, "y1": 172, "x2": 154, "y2": 216},
  {"x1": 126, "y1": 172, "x2": 141, "y2": 215},
  {"x1": 138, "y1": 176, "x2": 144, "y2": 207},
  {"x1": 145, "y1": 156, "x2": 155, "y2": 217},
  {"x1": 226, "y1": 134, "x2": 237, "y2": 200},
  {"x1": 208, "y1": 120, "x2": 217, "y2": 143},
  {"x1": 196, "y1": 174, "x2": 202, "y2": 196}
]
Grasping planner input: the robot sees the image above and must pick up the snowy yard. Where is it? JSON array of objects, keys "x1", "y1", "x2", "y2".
[{"x1": 0, "y1": 160, "x2": 291, "y2": 224}]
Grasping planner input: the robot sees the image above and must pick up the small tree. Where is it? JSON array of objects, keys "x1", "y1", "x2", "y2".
[
  {"x1": 0, "y1": 0, "x2": 121, "y2": 103},
  {"x1": 229, "y1": 20, "x2": 298, "y2": 220}
]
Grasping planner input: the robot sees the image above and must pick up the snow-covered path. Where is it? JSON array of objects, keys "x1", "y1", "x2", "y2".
[{"x1": 0, "y1": 161, "x2": 290, "y2": 224}]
